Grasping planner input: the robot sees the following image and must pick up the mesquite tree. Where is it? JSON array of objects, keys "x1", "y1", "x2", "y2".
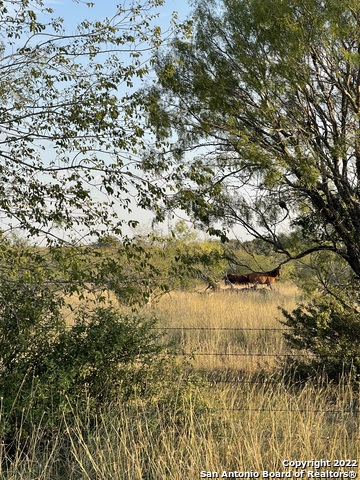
[{"x1": 144, "y1": 0, "x2": 360, "y2": 279}]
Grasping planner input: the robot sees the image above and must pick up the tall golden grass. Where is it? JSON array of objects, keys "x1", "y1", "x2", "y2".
[
  {"x1": 3, "y1": 376, "x2": 358, "y2": 479},
  {"x1": 154, "y1": 282, "x2": 302, "y2": 372},
  {"x1": 67, "y1": 378, "x2": 358, "y2": 478},
  {"x1": 2, "y1": 282, "x2": 359, "y2": 479}
]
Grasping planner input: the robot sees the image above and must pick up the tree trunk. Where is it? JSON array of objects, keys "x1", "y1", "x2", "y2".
[{"x1": 344, "y1": 244, "x2": 360, "y2": 278}]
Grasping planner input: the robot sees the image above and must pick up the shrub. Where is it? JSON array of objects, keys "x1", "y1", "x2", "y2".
[
  {"x1": 280, "y1": 287, "x2": 360, "y2": 383},
  {"x1": 0, "y1": 276, "x2": 170, "y2": 459}
]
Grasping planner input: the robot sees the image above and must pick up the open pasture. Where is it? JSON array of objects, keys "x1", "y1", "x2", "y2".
[
  {"x1": 143, "y1": 283, "x2": 359, "y2": 472},
  {"x1": 153, "y1": 282, "x2": 302, "y2": 374},
  {"x1": 3, "y1": 282, "x2": 358, "y2": 478}
]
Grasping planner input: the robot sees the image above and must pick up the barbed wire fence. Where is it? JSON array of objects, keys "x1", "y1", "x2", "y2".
[{"x1": 154, "y1": 326, "x2": 360, "y2": 424}]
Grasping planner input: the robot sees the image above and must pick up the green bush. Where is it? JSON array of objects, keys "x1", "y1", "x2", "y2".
[
  {"x1": 0, "y1": 276, "x2": 170, "y2": 458},
  {"x1": 281, "y1": 287, "x2": 360, "y2": 383}
]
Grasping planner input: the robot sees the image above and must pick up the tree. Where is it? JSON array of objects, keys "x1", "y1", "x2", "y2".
[
  {"x1": 0, "y1": 0, "x2": 194, "y2": 304},
  {"x1": 144, "y1": 0, "x2": 360, "y2": 279},
  {"x1": 0, "y1": 0, "x2": 171, "y2": 243}
]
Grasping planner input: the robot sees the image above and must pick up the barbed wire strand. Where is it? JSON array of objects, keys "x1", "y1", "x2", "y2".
[
  {"x1": 172, "y1": 352, "x2": 315, "y2": 357},
  {"x1": 157, "y1": 327, "x2": 288, "y2": 331}
]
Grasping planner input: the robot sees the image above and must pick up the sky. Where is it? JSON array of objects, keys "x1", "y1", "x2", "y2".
[
  {"x1": 48, "y1": 0, "x2": 191, "y2": 33},
  {"x1": 44, "y1": 0, "x2": 197, "y2": 240},
  {"x1": 0, "y1": 0, "x2": 252, "y2": 243},
  {"x1": 13, "y1": 0, "x2": 249, "y2": 243},
  {"x1": 40, "y1": 0, "x2": 253, "y2": 242}
]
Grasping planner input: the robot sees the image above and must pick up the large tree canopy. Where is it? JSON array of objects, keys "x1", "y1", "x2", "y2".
[
  {"x1": 144, "y1": 0, "x2": 360, "y2": 277},
  {"x1": 0, "y1": 0, "x2": 173, "y2": 243}
]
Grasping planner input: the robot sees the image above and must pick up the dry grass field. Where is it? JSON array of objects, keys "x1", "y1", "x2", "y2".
[
  {"x1": 54, "y1": 281, "x2": 356, "y2": 479},
  {"x1": 3, "y1": 282, "x2": 359, "y2": 479},
  {"x1": 64, "y1": 379, "x2": 358, "y2": 479},
  {"x1": 153, "y1": 282, "x2": 302, "y2": 372},
  {"x1": 133, "y1": 282, "x2": 358, "y2": 476}
]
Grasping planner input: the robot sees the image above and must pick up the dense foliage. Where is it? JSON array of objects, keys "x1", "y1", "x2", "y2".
[
  {"x1": 0, "y1": 262, "x2": 173, "y2": 455},
  {"x1": 281, "y1": 287, "x2": 360, "y2": 382},
  {"x1": 144, "y1": 0, "x2": 360, "y2": 278}
]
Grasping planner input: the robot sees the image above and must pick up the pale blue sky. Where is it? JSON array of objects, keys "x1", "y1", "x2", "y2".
[
  {"x1": 45, "y1": 0, "x2": 191, "y2": 32},
  {"x1": 45, "y1": 0, "x2": 194, "y2": 239},
  {"x1": 40, "y1": 1, "x2": 250, "y2": 241}
]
